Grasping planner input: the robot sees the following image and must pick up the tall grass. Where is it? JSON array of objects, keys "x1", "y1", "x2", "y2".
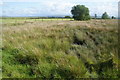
[{"x1": 2, "y1": 19, "x2": 119, "y2": 78}]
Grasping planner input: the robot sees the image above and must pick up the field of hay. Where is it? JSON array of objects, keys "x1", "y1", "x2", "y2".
[{"x1": 2, "y1": 18, "x2": 119, "y2": 78}]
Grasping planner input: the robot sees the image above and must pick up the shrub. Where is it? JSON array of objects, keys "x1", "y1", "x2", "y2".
[{"x1": 64, "y1": 16, "x2": 71, "y2": 18}]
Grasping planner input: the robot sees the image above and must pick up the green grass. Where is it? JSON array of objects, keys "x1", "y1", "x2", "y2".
[
  {"x1": 2, "y1": 18, "x2": 74, "y2": 27},
  {"x1": 2, "y1": 18, "x2": 73, "y2": 23},
  {"x1": 2, "y1": 18, "x2": 119, "y2": 78}
]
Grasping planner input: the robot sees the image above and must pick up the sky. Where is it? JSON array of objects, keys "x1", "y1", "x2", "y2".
[{"x1": 0, "y1": 0, "x2": 119, "y2": 17}]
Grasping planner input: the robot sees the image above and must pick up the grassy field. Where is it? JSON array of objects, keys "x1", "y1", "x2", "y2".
[
  {"x1": 2, "y1": 18, "x2": 119, "y2": 78},
  {"x1": 2, "y1": 18, "x2": 73, "y2": 25}
]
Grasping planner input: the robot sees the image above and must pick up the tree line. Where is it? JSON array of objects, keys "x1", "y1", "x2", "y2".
[{"x1": 71, "y1": 5, "x2": 116, "y2": 20}]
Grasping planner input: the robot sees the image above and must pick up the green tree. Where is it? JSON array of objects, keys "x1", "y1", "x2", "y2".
[
  {"x1": 64, "y1": 16, "x2": 71, "y2": 18},
  {"x1": 71, "y1": 5, "x2": 90, "y2": 20},
  {"x1": 111, "y1": 16, "x2": 116, "y2": 19},
  {"x1": 102, "y1": 12, "x2": 110, "y2": 19},
  {"x1": 95, "y1": 14, "x2": 97, "y2": 19}
]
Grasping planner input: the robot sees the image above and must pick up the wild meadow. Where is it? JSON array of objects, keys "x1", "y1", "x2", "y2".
[{"x1": 2, "y1": 18, "x2": 119, "y2": 78}]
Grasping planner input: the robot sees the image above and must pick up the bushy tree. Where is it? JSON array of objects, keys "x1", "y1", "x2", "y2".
[
  {"x1": 102, "y1": 12, "x2": 110, "y2": 19},
  {"x1": 111, "y1": 16, "x2": 116, "y2": 19},
  {"x1": 71, "y1": 5, "x2": 90, "y2": 20},
  {"x1": 64, "y1": 16, "x2": 71, "y2": 18}
]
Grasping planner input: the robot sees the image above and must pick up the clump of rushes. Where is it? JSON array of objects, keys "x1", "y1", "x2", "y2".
[{"x1": 15, "y1": 52, "x2": 39, "y2": 66}]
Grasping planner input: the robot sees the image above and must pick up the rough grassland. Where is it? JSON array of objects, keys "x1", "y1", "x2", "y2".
[{"x1": 2, "y1": 19, "x2": 119, "y2": 78}]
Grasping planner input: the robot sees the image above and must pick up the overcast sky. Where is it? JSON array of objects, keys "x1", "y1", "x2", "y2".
[{"x1": 0, "y1": 0, "x2": 119, "y2": 17}]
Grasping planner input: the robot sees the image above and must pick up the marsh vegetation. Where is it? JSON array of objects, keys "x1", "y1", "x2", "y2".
[{"x1": 2, "y1": 18, "x2": 119, "y2": 78}]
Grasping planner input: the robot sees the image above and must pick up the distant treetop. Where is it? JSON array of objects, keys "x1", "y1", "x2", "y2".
[
  {"x1": 102, "y1": 12, "x2": 110, "y2": 19},
  {"x1": 64, "y1": 16, "x2": 71, "y2": 18}
]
